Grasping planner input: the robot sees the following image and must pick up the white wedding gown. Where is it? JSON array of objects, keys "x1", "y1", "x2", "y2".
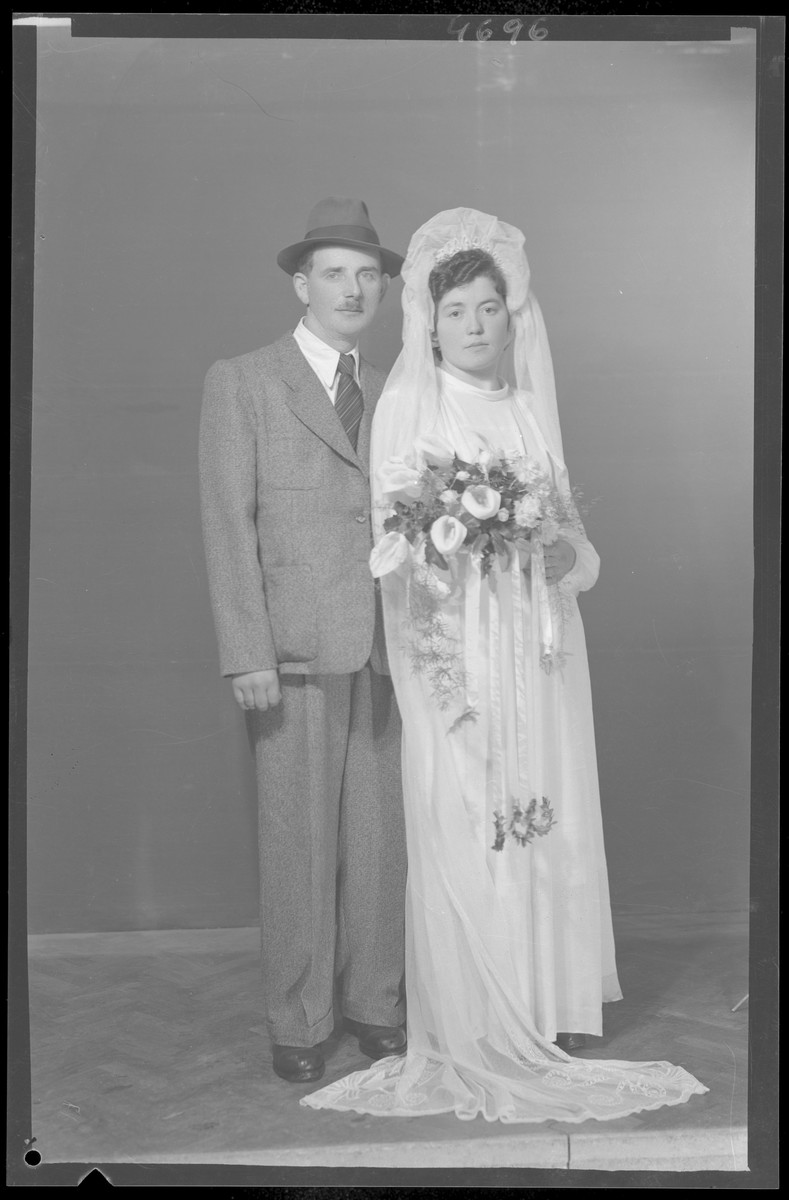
[{"x1": 302, "y1": 374, "x2": 707, "y2": 1123}]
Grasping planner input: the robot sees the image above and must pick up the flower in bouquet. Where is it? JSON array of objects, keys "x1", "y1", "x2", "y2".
[
  {"x1": 513, "y1": 494, "x2": 542, "y2": 529},
  {"x1": 512, "y1": 457, "x2": 546, "y2": 486},
  {"x1": 370, "y1": 530, "x2": 412, "y2": 578},
  {"x1": 439, "y1": 488, "x2": 462, "y2": 513},
  {"x1": 377, "y1": 457, "x2": 423, "y2": 500},
  {"x1": 430, "y1": 515, "x2": 467, "y2": 558},
  {"x1": 476, "y1": 448, "x2": 501, "y2": 476},
  {"x1": 461, "y1": 484, "x2": 501, "y2": 521}
]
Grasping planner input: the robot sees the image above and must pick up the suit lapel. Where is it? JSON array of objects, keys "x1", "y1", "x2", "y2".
[{"x1": 276, "y1": 336, "x2": 366, "y2": 475}]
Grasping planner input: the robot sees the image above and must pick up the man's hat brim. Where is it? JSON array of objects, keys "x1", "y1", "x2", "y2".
[{"x1": 277, "y1": 237, "x2": 404, "y2": 278}]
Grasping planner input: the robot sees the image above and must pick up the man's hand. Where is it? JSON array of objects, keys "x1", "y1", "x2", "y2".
[
  {"x1": 543, "y1": 538, "x2": 577, "y2": 586},
  {"x1": 231, "y1": 669, "x2": 281, "y2": 712}
]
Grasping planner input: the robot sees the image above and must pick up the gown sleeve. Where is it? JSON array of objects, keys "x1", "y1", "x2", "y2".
[
  {"x1": 551, "y1": 457, "x2": 600, "y2": 597},
  {"x1": 558, "y1": 529, "x2": 600, "y2": 596}
]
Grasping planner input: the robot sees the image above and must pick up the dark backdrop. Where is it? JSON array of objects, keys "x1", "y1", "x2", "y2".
[{"x1": 27, "y1": 30, "x2": 755, "y2": 932}]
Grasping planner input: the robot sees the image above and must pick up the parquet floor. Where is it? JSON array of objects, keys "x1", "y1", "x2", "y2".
[{"x1": 27, "y1": 913, "x2": 748, "y2": 1171}]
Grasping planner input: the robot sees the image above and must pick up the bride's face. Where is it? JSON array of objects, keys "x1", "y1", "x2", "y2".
[{"x1": 433, "y1": 275, "x2": 511, "y2": 383}]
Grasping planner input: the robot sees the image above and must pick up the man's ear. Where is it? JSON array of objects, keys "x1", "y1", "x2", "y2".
[
  {"x1": 379, "y1": 274, "x2": 390, "y2": 301},
  {"x1": 292, "y1": 272, "x2": 310, "y2": 306}
]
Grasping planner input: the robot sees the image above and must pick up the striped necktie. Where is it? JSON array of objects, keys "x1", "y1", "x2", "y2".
[{"x1": 335, "y1": 353, "x2": 363, "y2": 450}]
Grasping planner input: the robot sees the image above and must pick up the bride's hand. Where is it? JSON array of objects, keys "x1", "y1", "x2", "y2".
[{"x1": 543, "y1": 539, "x2": 577, "y2": 585}]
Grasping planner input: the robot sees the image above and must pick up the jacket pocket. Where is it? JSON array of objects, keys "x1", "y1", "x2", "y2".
[{"x1": 263, "y1": 564, "x2": 318, "y2": 662}]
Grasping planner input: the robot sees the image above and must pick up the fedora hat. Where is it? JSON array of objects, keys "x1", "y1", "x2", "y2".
[{"x1": 277, "y1": 197, "x2": 404, "y2": 278}]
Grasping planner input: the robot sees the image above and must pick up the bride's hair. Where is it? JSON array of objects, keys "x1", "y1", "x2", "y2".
[{"x1": 428, "y1": 249, "x2": 507, "y2": 307}]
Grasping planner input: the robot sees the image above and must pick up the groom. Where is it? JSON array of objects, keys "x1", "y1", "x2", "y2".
[{"x1": 199, "y1": 198, "x2": 407, "y2": 1083}]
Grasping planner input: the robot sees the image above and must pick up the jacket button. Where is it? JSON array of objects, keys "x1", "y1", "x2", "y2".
[{"x1": 355, "y1": 514, "x2": 367, "y2": 523}]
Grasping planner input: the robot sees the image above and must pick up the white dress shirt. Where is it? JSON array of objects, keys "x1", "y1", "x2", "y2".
[{"x1": 292, "y1": 318, "x2": 360, "y2": 405}]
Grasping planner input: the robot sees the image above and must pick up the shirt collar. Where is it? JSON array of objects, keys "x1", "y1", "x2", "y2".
[{"x1": 293, "y1": 318, "x2": 360, "y2": 390}]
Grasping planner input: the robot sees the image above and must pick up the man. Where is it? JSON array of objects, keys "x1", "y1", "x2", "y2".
[{"x1": 199, "y1": 198, "x2": 407, "y2": 1083}]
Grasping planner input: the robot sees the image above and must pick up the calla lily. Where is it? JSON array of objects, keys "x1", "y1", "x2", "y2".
[
  {"x1": 369, "y1": 532, "x2": 411, "y2": 578},
  {"x1": 461, "y1": 484, "x2": 501, "y2": 521},
  {"x1": 414, "y1": 432, "x2": 456, "y2": 469},
  {"x1": 430, "y1": 515, "x2": 467, "y2": 557},
  {"x1": 377, "y1": 457, "x2": 422, "y2": 500}
]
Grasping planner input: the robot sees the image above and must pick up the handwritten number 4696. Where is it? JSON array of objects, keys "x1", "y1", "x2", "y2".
[{"x1": 448, "y1": 17, "x2": 548, "y2": 43}]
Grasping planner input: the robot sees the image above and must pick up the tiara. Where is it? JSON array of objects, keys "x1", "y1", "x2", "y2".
[{"x1": 433, "y1": 235, "x2": 503, "y2": 266}]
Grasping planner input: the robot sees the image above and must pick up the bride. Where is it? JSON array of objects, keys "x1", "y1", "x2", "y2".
[{"x1": 301, "y1": 208, "x2": 707, "y2": 1123}]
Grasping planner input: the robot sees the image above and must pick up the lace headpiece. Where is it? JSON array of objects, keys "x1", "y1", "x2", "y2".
[{"x1": 433, "y1": 235, "x2": 503, "y2": 267}]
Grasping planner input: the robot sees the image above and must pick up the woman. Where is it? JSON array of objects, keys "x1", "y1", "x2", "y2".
[{"x1": 301, "y1": 208, "x2": 707, "y2": 1122}]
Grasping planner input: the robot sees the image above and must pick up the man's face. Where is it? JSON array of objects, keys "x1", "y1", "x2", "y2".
[{"x1": 293, "y1": 246, "x2": 389, "y2": 349}]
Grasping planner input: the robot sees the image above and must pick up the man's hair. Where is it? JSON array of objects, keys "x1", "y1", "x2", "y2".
[
  {"x1": 294, "y1": 249, "x2": 316, "y2": 277},
  {"x1": 428, "y1": 249, "x2": 507, "y2": 307}
]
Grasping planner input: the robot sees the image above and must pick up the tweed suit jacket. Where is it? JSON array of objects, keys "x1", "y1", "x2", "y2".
[{"x1": 199, "y1": 333, "x2": 390, "y2": 677}]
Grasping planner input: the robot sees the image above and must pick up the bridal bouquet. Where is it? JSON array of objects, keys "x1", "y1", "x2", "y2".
[{"x1": 370, "y1": 433, "x2": 578, "y2": 581}]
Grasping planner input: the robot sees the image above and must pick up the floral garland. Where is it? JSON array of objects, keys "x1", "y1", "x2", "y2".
[
  {"x1": 402, "y1": 562, "x2": 467, "y2": 712},
  {"x1": 492, "y1": 797, "x2": 557, "y2": 852}
]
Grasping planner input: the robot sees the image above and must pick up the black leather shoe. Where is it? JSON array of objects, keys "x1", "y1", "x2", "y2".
[
  {"x1": 345, "y1": 1019, "x2": 407, "y2": 1060},
  {"x1": 272, "y1": 1044, "x2": 325, "y2": 1082},
  {"x1": 555, "y1": 1032, "x2": 587, "y2": 1053}
]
